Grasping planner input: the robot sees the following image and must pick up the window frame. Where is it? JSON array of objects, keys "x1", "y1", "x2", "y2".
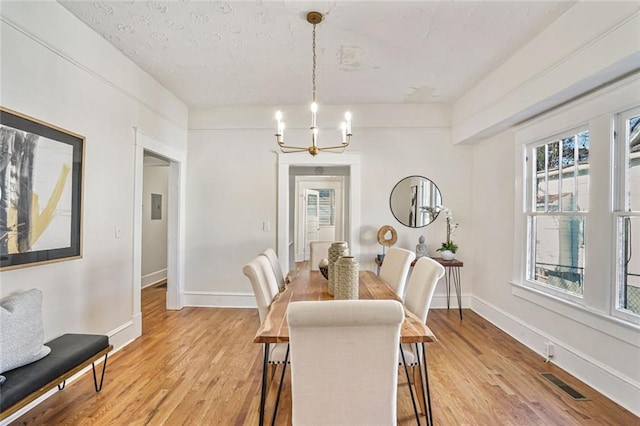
[
  {"x1": 513, "y1": 74, "x2": 640, "y2": 330},
  {"x1": 612, "y1": 106, "x2": 640, "y2": 323},
  {"x1": 523, "y1": 127, "x2": 590, "y2": 303}
]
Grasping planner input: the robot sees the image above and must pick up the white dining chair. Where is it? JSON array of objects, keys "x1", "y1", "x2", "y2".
[
  {"x1": 379, "y1": 247, "x2": 416, "y2": 300},
  {"x1": 399, "y1": 256, "x2": 445, "y2": 418},
  {"x1": 261, "y1": 248, "x2": 286, "y2": 291},
  {"x1": 242, "y1": 256, "x2": 288, "y2": 366},
  {"x1": 287, "y1": 299, "x2": 404, "y2": 426},
  {"x1": 309, "y1": 241, "x2": 332, "y2": 270}
]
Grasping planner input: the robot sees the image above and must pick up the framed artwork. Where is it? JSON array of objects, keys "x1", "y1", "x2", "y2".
[{"x1": 0, "y1": 107, "x2": 84, "y2": 270}]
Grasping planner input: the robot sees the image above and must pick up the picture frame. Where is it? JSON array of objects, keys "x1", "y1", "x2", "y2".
[{"x1": 0, "y1": 107, "x2": 84, "y2": 270}]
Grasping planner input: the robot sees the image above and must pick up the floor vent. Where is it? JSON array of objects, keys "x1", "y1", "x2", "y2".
[{"x1": 540, "y1": 373, "x2": 589, "y2": 400}]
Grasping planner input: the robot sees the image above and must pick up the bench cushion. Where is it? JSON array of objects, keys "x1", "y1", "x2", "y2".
[{"x1": 0, "y1": 333, "x2": 109, "y2": 412}]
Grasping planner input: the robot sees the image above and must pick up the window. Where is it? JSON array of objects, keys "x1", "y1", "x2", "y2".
[
  {"x1": 317, "y1": 189, "x2": 335, "y2": 226},
  {"x1": 526, "y1": 130, "x2": 589, "y2": 297},
  {"x1": 516, "y1": 76, "x2": 640, "y2": 326},
  {"x1": 615, "y1": 108, "x2": 640, "y2": 317}
]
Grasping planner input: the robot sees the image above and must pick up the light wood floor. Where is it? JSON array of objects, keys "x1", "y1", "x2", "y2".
[{"x1": 11, "y1": 285, "x2": 638, "y2": 425}]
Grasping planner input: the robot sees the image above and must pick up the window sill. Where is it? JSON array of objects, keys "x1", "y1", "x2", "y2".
[{"x1": 510, "y1": 280, "x2": 640, "y2": 347}]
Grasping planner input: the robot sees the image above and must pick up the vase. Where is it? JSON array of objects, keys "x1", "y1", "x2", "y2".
[
  {"x1": 440, "y1": 250, "x2": 454, "y2": 261},
  {"x1": 334, "y1": 256, "x2": 359, "y2": 300},
  {"x1": 328, "y1": 242, "x2": 349, "y2": 296}
]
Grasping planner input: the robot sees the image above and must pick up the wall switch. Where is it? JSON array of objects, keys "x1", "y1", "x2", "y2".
[
  {"x1": 115, "y1": 226, "x2": 122, "y2": 238},
  {"x1": 263, "y1": 221, "x2": 271, "y2": 232}
]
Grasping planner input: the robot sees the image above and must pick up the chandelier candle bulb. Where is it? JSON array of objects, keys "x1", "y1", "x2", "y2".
[{"x1": 341, "y1": 122, "x2": 347, "y2": 143}]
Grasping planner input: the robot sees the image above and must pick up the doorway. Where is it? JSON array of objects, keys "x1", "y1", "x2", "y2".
[
  {"x1": 294, "y1": 175, "x2": 346, "y2": 262},
  {"x1": 141, "y1": 152, "x2": 169, "y2": 290},
  {"x1": 133, "y1": 130, "x2": 186, "y2": 337},
  {"x1": 277, "y1": 152, "x2": 361, "y2": 274}
]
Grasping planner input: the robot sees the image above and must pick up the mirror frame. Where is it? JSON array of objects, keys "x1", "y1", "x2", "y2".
[{"x1": 389, "y1": 175, "x2": 442, "y2": 228}]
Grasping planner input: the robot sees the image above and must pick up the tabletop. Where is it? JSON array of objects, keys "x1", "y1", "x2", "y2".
[{"x1": 253, "y1": 268, "x2": 436, "y2": 344}]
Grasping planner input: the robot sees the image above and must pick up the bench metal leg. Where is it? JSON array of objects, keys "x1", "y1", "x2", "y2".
[{"x1": 92, "y1": 352, "x2": 109, "y2": 392}]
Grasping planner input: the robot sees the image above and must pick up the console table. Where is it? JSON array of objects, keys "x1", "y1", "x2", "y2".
[{"x1": 375, "y1": 256, "x2": 464, "y2": 319}]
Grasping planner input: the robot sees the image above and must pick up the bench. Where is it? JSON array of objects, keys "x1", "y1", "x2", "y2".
[{"x1": 0, "y1": 333, "x2": 113, "y2": 421}]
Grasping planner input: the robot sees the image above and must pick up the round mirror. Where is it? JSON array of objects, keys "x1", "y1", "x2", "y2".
[{"x1": 389, "y1": 176, "x2": 442, "y2": 228}]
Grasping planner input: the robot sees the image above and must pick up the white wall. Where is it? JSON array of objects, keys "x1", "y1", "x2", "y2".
[
  {"x1": 185, "y1": 104, "x2": 474, "y2": 308},
  {"x1": 0, "y1": 2, "x2": 188, "y2": 351},
  {"x1": 471, "y1": 125, "x2": 640, "y2": 416},
  {"x1": 452, "y1": 2, "x2": 640, "y2": 144},
  {"x1": 141, "y1": 164, "x2": 168, "y2": 287}
]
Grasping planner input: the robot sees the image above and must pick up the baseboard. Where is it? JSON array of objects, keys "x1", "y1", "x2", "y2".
[
  {"x1": 470, "y1": 295, "x2": 640, "y2": 416},
  {"x1": 431, "y1": 293, "x2": 470, "y2": 310},
  {"x1": 0, "y1": 319, "x2": 140, "y2": 425},
  {"x1": 183, "y1": 291, "x2": 257, "y2": 308},
  {"x1": 141, "y1": 269, "x2": 167, "y2": 288}
]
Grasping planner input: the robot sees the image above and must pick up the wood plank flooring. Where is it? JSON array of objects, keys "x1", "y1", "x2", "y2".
[{"x1": 10, "y1": 284, "x2": 638, "y2": 425}]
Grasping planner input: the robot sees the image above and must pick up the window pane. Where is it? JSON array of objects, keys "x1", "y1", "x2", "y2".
[
  {"x1": 576, "y1": 131, "x2": 589, "y2": 211},
  {"x1": 561, "y1": 135, "x2": 576, "y2": 211},
  {"x1": 629, "y1": 115, "x2": 640, "y2": 212},
  {"x1": 317, "y1": 189, "x2": 335, "y2": 226},
  {"x1": 547, "y1": 141, "x2": 560, "y2": 211},
  {"x1": 619, "y1": 216, "x2": 640, "y2": 315},
  {"x1": 535, "y1": 145, "x2": 546, "y2": 212},
  {"x1": 532, "y1": 215, "x2": 585, "y2": 295}
]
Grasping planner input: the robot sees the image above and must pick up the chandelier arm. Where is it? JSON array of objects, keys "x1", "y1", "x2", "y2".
[
  {"x1": 316, "y1": 141, "x2": 352, "y2": 151},
  {"x1": 277, "y1": 145, "x2": 313, "y2": 153}
]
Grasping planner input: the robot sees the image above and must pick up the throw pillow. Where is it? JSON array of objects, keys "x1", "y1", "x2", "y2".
[{"x1": 0, "y1": 288, "x2": 51, "y2": 373}]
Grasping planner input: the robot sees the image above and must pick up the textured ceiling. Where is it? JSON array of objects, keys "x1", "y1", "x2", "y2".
[{"x1": 59, "y1": 1, "x2": 575, "y2": 107}]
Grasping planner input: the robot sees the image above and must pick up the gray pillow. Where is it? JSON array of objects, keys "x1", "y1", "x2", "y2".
[{"x1": 0, "y1": 289, "x2": 51, "y2": 373}]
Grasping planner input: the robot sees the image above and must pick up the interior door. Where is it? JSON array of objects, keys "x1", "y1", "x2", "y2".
[{"x1": 304, "y1": 189, "x2": 320, "y2": 260}]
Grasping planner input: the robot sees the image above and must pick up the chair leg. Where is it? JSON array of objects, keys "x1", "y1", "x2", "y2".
[
  {"x1": 413, "y1": 365, "x2": 426, "y2": 415},
  {"x1": 268, "y1": 363, "x2": 277, "y2": 381}
]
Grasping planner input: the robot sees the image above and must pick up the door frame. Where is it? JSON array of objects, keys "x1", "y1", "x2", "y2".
[
  {"x1": 133, "y1": 129, "x2": 187, "y2": 332},
  {"x1": 277, "y1": 152, "x2": 361, "y2": 274}
]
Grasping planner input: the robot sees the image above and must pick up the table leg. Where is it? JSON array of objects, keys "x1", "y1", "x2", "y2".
[
  {"x1": 453, "y1": 267, "x2": 462, "y2": 320},
  {"x1": 445, "y1": 267, "x2": 451, "y2": 310},
  {"x1": 271, "y1": 345, "x2": 290, "y2": 426},
  {"x1": 421, "y1": 342, "x2": 434, "y2": 426},
  {"x1": 259, "y1": 343, "x2": 270, "y2": 426},
  {"x1": 399, "y1": 345, "x2": 421, "y2": 425}
]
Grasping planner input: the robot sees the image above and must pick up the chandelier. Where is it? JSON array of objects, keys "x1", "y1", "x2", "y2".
[{"x1": 275, "y1": 11, "x2": 352, "y2": 156}]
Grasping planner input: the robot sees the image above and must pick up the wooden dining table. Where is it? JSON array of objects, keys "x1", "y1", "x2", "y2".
[{"x1": 254, "y1": 267, "x2": 437, "y2": 425}]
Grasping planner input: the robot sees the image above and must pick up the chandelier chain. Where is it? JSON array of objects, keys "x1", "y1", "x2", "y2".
[{"x1": 312, "y1": 23, "x2": 317, "y2": 102}]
